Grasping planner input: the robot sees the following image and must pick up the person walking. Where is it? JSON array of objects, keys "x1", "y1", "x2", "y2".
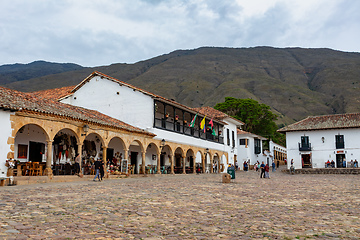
[
  {"x1": 272, "y1": 161, "x2": 276, "y2": 172},
  {"x1": 93, "y1": 158, "x2": 101, "y2": 181},
  {"x1": 260, "y1": 161, "x2": 265, "y2": 178},
  {"x1": 264, "y1": 164, "x2": 270, "y2": 178}
]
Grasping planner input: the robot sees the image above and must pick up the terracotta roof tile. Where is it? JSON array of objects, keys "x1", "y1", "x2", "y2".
[
  {"x1": 0, "y1": 86, "x2": 154, "y2": 136},
  {"x1": 237, "y1": 129, "x2": 267, "y2": 139},
  {"x1": 32, "y1": 86, "x2": 75, "y2": 100},
  {"x1": 278, "y1": 113, "x2": 360, "y2": 132}
]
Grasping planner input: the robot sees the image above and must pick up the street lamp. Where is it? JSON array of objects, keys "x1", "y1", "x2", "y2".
[
  {"x1": 82, "y1": 124, "x2": 89, "y2": 136},
  {"x1": 160, "y1": 139, "x2": 166, "y2": 149}
]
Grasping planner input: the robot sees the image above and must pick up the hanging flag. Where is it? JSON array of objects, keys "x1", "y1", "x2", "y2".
[
  {"x1": 209, "y1": 119, "x2": 214, "y2": 129},
  {"x1": 212, "y1": 128, "x2": 216, "y2": 136},
  {"x1": 200, "y1": 116, "x2": 206, "y2": 131},
  {"x1": 189, "y1": 114, "x2": 197, "y2": 127}
]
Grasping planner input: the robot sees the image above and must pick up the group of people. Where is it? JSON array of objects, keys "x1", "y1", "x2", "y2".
[
  {"x1": 325, "y1": 159, "x2": 358, "y2": 168},
  {"x1": 325, "y1": 160, "x2": 336, "y2": 168},
  {"x1": 93, "y1": 158, "x2": 105, "y2": 181},
  {"x1": 259, "y1": 161, "x2": 270, "y2": 179}
]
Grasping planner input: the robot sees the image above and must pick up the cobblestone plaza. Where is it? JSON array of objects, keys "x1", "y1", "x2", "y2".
[{"x1": 1, "y1": 168, "x2": 360, "y2": 239}]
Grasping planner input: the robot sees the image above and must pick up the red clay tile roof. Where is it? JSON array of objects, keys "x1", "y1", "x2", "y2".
[
  {"x1": 0, "y1": 86, "x2": 154, "y2": 136},
  {"x1": 237, "y1": 129, "x2": 250, "y2": 134},
  {"x1": 237, "y1": 129, "x2": 267, "y2": 139},
  {"x1": 192, "y1": 106, "x2": 244, "y2": 125},
  {"x1": 278, "y1": 113, "x2": 360, "y2": 132},
  {"x1": 32, "y1": 86, "x2": 75, "y2": 100}
]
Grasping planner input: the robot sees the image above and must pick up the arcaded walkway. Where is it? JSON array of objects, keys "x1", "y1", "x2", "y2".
[{"x1": 0, "y1": 168, "x2": 360, "y2": 239}]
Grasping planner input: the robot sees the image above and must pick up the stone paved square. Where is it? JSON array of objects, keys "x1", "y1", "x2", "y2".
[{"x1": 1, "y1": 169, "x2": 360, "y2": 239}]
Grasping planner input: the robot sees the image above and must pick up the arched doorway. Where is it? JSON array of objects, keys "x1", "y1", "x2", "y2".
[
  {"x1": 128, "y1": 140, "x2": 143, "y2": 174},
  {"x1": 195, "y1": 151, "x2": 203, "y2": 173},
  {"x1": 107, "y1": 137, "x2": 126, "y2": 174},
  {"x1": 160, "y1": 145, "x2": 172, "y2": 174},
  {"x1": 52, "y1": 128, "x2": 79, "y2": 175},
  {"x1": 145, "y1": 143, "x2": 160, "y2": 174},
  {"x1": 14, "y1": 124, "x2": 49, "y2": 176},
  {"x1": 212, "y1": 153, "x2": 220, "y2": 174},
  {"x1": 82, "y1": 133, "x2": 104, "y2": 175},
  {"x1": 174, "y1": 147, "x2": 184, "y2": 174},
  {"x1": 186, "y1": 149, "x2": 195, "y2": 173}
]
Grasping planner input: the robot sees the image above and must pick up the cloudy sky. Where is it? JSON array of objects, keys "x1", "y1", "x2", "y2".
[{"x1": 1, "y1": 0, "x2": 359, "y2": 67}]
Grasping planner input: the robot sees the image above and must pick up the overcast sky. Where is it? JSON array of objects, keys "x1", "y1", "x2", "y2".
[{"x1": 1, "y1": 0, "x2": 359, "y2": 67}]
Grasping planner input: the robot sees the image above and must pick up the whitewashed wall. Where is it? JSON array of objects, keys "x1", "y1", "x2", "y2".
[
  {"x1": 286, "y1": 128, "x2": 360, "y2": 169},
  {"x1": 237, "y1": 136, "x2": 264, "y2": 169},
  {"x1": 0, "y1": 111, "x2": 12, "y2": 178},
  {"x1": 61, "y1": 76, "x2": 154, "y2": 129}
]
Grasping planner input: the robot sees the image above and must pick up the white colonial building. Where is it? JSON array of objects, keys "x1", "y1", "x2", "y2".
[
  {"x1": 0, "y1": 71, "x2": 244, "y2": 180},
  {"x1": 278, "y1": 113, "x2": 360, "y2": 169}
]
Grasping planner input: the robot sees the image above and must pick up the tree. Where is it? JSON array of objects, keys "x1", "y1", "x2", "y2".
[{"x1": 214, "y1": 97, "x2": 285, "y2": 145}]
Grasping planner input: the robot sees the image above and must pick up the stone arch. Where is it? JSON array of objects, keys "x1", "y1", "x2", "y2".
[
  {"x1": 146, "y1": 142, "x2": 160, "y2": 155},
  {"x1": 14, "y1": 123, "x2": 50, "y2": 142},
  {"x1": 14, "y1": 123, "x2": 50, "y2": 162},
  {"x1": 212, "y1": 152, "x2": 220, "y2": 173},
  {"x1": 185, "y1": 148, "x2": 196, "y2": 173},
  {"x1": 53, "y1": 128, "x2": 80, "y2": 144},
  {"x1": 159, "y1": 144, "x2": 173, "y2": 174},
  {"x1": 107, "y1": 136, "x2": 127, "y2": 163},
  {"x1": 174, "y1": 147, "x2": 185, "y2": 173},
  {"x1": 145, "y1": 142, "x2": 160, "y2": 172},
  {"x1": 127, "y1": 139, "x2": 145, "y2": 153},
  {"x1": 127, "y1": 139, "x2": 145, "y2": 174},
  {"x1": 52, "y1": 128, "x2": 80, "y2": 166},
  {"x1": 82, "y1": 132, "x2": 105, "y2": 162}
]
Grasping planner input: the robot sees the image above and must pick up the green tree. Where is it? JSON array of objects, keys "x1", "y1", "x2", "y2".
[{"x1": 214, "y1": 97, "x2": 285, "y2": 145}]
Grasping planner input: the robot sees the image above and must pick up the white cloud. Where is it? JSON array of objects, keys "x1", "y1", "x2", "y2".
[{"x1": 0, "y1": 0, "x2": 359, "y2": 66}]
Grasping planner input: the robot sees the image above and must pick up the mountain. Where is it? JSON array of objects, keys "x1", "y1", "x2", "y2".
[
  {"x1": 0, "y1": 60, "x2": 83, "y2": 85},
  {"x1": 2, "y1": 47, "x2": 360, "y2": 126}
]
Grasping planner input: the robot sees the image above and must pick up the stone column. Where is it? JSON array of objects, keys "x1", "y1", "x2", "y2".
[
  {"x1": 193, "y1": 156, "x2": 196, "y2": 174},
  {"x1": 142, "y1": 151, "x2": 146, "y2": 175},
  {"x1": 202, "y1": 153, "x2": 206, "y2": 173},
  {"x1": 102, "y1": 146, "x2": 107, "y2": 178},
  {"x1": 124, "y1": 149, "x2": 129, "y2": 174},
  {"x1": 157, "y1": 153, "x2": 161, "y2": 174},
  {"x1": 170, "y1": 154, "x2": 174, "y2": 174},
  {"x1": 78, "y1": 143, "x2": 83, "y2": 171},
  {"x1": 182, "y1": 155, "x2": 186, "y2": 174},
  {"x1": 44, "y1": 140, "x2": 54, "y2": 178},
  {"x1": 210, "y1": 158, "x2": 213, "y2": 173}
]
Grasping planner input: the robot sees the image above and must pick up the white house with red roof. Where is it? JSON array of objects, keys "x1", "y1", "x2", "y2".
[
  {"x1": 57, "y1": 72, "x2": 244, "y2": 173},
  {"x1": 0, "y1": 71, "x2": 247, "y2": 181},
  {"x1": 278, "y1": 113, "x2": 360, "y2": 169}
]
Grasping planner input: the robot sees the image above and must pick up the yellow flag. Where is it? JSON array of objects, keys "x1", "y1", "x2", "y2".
[{"x1": 200, "y1": 116, "x2": 206, "y2": 130}]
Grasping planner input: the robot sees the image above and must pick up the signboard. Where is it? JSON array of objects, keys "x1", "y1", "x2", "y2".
[{"x1": 121, "y1": 159, "x2": 128, "y2": 173}]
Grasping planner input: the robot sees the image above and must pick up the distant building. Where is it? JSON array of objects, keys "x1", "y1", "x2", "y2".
[
  {"x1": 237, "y1": 129, "x2": 286, "y2": 169},
  {"x1": 278, "y1": 113, "x2": 360, "y2": 169}
]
